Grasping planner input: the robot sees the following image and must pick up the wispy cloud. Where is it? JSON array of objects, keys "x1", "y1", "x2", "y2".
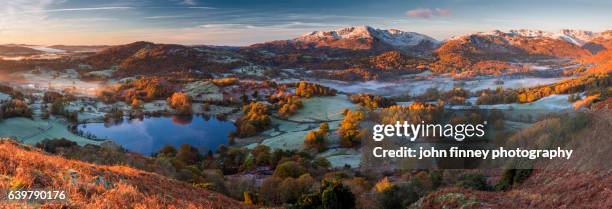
[
  {"x1": 181, "y1": 0, "x2": 197, "y2": 6},
  {"x1": 145, "y1": 15, "x2": 192, "y2": 19},
  {"x1": 170, "y1": 0, "x2": 198, "y2": 6},
  {"x1": 187, "y1": 7, "x2": 215, "y2": 9},
  {"x1": 197, "y1": 23, "x2": 260, "y2": 29},
  {"x1": 406, "y1": 8, "x2": 451, "y2": 19},
  {"x1": 11, "y1": 6, "x2": 132, "y2": 15}
]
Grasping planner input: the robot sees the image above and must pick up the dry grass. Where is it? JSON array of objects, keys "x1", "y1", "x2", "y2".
[
  {"x1": 0, "y1": 140, "x2": 254, "y2": 209},
  {"x1": 419, "y1": 110, "x2": 612, "y2": 209}
]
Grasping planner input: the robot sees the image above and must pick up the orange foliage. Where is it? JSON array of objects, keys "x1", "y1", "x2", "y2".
[
  {"x1": 0, "y1": 139, "x2": 253, "y2": 209},
  {"x1": 167, "y1": 92, "x2": 192, "y2": 114}
]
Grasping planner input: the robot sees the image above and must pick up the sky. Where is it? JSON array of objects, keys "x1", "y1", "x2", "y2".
[{"x1": 1, "y1": 0, "x2": 611, "y2": 46}]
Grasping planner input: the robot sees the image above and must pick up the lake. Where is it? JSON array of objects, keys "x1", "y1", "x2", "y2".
[{"x1": 77, "y1": 115, "x2": 236, "y2": 155}]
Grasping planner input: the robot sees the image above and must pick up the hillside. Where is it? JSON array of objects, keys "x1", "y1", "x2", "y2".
[
  {"x1": 0, "y1": 139, "x2": 253, "y2": 209},
  {"x1": 418, "y1": 110, "x2": 612, "y2": 208},
  {"x1": 83, "y1": 41, "x2": 248, "y2": 77},
  {"x1": 0, "y1": 45, "x2": 44, "y2": 57},
  {"x1": 431, "y1": 29, "x2": 595, "y2": 73}
]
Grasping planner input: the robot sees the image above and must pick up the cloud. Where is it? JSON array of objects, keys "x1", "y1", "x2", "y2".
[
  {"x1": 10, "y1": 6, "x2": 132, "y2": 15},
  {"x1": 171, "y1": 0, "x2": 198, "y2": 6},
  {"x1": 182, "y1": 0, "x2": 197, "y2": 6},
  {"x1": 406, "y1": 8, "x2": 451, "y2": 19},
  {"x1": 145, "y1": 15, "x2": 192, "y2": 19}
]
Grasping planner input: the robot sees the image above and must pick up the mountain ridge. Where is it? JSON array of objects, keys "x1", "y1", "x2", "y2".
[{"x1": 49, "y1": 26, "x2": 612, "y2": 78}]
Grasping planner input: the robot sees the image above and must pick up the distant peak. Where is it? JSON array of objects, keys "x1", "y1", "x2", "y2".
[
  {"x1": 507, "y1": 29, "x2": 555, "y2": 38},
  {"x1": 560, "y1": 29, "x2": 594, "y2": 35},
  {"x1": 297, "y1": 25, "x2": 439, "y2": 47}
]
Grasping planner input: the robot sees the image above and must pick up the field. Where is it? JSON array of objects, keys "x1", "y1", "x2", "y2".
[
  {"x1": 0, "y1": 117, "x2": 97, "y2": 145},
  {"x1": 311, "y1": 75, "x2": 570, "y2": 96},
  {"x1": 245, "y1": 95, "x2": 362, "y2": 168}
]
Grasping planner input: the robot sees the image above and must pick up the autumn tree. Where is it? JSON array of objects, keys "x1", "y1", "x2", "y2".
[
  {"x1": 338, "y1": 110, "x2": 365, "y2": 148},
  {"x1": 305, "y1": 122, "x2": 329, "y2": 151},
  {"x1": 278, "y1": 95, "x2": 303, "y2": 118},
  {"x1": 235, "y1": 102, "x2": 271, "y2": 137},
  {"x1": 167, "y1": 92, "x2": 192, "y2": 115},
  {"x1": 295, "y1": 81, "x2": 336, "y2": 98}
]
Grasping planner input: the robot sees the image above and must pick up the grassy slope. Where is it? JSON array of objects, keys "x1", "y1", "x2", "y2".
[
  {"x1": 0, "y1": 139, "x2": 253, "y2": 209},
  {"x1": 418, "y1": 110, "x2": 612, "y2": 209}
]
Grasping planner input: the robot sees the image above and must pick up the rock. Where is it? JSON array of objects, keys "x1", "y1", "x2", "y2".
[
  {"x1": 93, "y1": 175, "x2": 114, "y2": 189},
  {"x1": 66, "y1": 169, "x2": 79, "y2": 185}
]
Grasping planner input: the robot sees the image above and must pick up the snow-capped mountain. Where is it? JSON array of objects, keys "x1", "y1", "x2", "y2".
[
  {"x1": 507, "y1": 29, "x2": 557, "y2": 38},
  {"x1": 296, "y1": 26, "x2": 440, "y2": 48},
  {"x1": 451, "y1": 29, "x2": 601, "y2": 46},
  {"x1": 252, "y1": 26, "x2": 440, "y2": 55},
  {"x1": 558, "y1": 29, "x2": 597, "y2": 46}
]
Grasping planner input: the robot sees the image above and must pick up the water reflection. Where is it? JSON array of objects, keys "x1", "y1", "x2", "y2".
[{"x1": 78, "y1": 115, "x2": 236, "y2": 155}]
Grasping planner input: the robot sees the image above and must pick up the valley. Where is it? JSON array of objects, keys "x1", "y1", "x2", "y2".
[{"x1": 0, "y1": 26, "x2": 611, "y2": 208}]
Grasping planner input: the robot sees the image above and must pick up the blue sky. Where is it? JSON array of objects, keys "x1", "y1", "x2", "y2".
[{"x1": 1, "y1": 0, "x2": 611, "y2": 45}]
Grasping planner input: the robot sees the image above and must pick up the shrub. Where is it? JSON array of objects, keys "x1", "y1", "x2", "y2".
[
  {"x1": 243, "y1": 191, "x2": 255, "y2": 205},
  {"x1": 278, "y1": 95, "x2": 303, "y2": 118},
  {"x1": 456, "y1": 173, "x2": 490, "y2": 191},
  {"x1": 495, "y1": 169, "x2": 532, "y2": 191},
  {"x1": 304, "y1": 123, "x2": 329, "y2": 151},
  {"x1": 260, "y1": 176, "x2": 283, "y2": 205},
  {"x1": 320, "y1": 180, "x2": 356, "y2": 209},
  {"x1": 212, "y1": 77, "x2": 239, "y2": 86},
  {"x1": 377, "y1": 183, "x2": 420, "y2": 209},
  {"x1": 349, "y1": 93, "x2": 395, "y2": 110},
  {"x1": 35, "y1": 138, "x2": 77, "y2": 153},
  {"x1": 313, "y1": 157, "x2": 331, "y2": 169},
  {"x1": 429, "y1": 170, "x2": 443, "y2": 189},
  {"x1": 175, "y1": 144, "x2": 201, "y2": 165},
  {"x1": 167, "y1": 92, "x2": 192, "y2": 115},
  {"x1": 294, "y1": 193, "x2": 321, "y2": 209},
  {"x1": 374, "y1": 177, "x2": 393, "y2": 193},
  {"x1": 1, "y1": 99, "x2": 33, "y2": 119},
  {"x1": 157, "y1": 145, "x2": 177, "y2": 157},
  {"x1": 274, "y1": 161, "x2": 307, "y2": 178}
]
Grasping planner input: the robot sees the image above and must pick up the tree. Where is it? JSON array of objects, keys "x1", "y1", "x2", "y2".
[
  {"x1": 320, "y1": 180, "x2": 356, "y2": 209},
  {"x1": 294, "y1": 180, "x2": 355, "y2": 209},
  {"x1": 131, "y1": 98, "x2": 143, "y2": 109},
  {"x1": 377, "y1": 183, "x2": 420, "y2": 209},
  {"x1": 157, "y1": 145, "x2": 177, "y2": 157},
  {"x1": 175, "y1": 144, "x2": 200, "y2": 165},
  {"x1": 235, "y1": 102, "x2": 271, "y2": 137},
  {"x1": 278, "y1": 96, "x2": 303, "y2": 118},
  {"x1": 304, "y1": 122, "x2": 329, "y2": 151},
  {"x1": 273, "y1": 161, "x2": 307, "y2": 178},
  {"x1": 338, "y1": 110, "x2": 364, "y2": 148},
  {"x1": 167, "y1": 92, "x2": 192, "y2": 115},
  {"x1": 295, "y1": 81, "x2": 336, "y2": 98},
  {"x1": 260, "y1": 176, "x2": 283, "y2": 205}
]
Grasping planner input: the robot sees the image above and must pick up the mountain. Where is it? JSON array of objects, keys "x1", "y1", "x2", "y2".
[
  {"x1": 0, "y1": 45, "x2": 44, "y2": 57},
  {"x1": 251, "y1": 26, "x2": 440, "y2": 55},
  {"x1": 49, "y1": 45, "x2": 110, "y2": 52},
  {"x1": 84, "y1": 41, "x2": 245, "y2": 77},
  {"x1": 0, "y1": 139, "x2": 253, "y2": 208},
  {"x1": 431, "y1": 29, "x2": 599, "y2": 73},
  {"x1": 77, "y1": 27, "x2": 612, "y2": 78}
]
